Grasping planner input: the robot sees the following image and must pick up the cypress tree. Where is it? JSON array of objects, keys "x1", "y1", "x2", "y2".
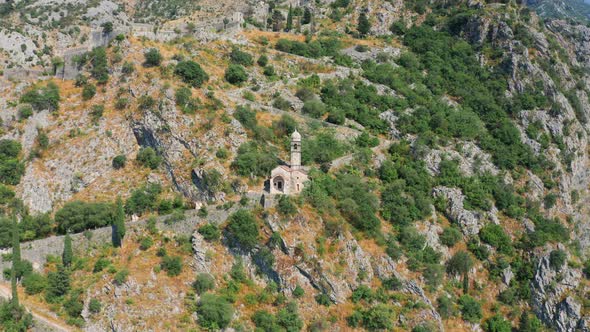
[
  {"x1": 286, "y1": 5, "x2": 293, "y2": 31},
  {"x1": 62, "y1": 234, "x2": 73, "y2": 268},
  {"x1": 302, "y1": 7, "x2": 312, "y2": 25},
  {"x1": 357, "y1": 12, "x2": 371, "y2": 37},
  {"x1": 11, "y1": 217, "x2": 19, "y2": 306},
  {"x1": 112, "y1": 197, "x2": 126, "y2": 247}
]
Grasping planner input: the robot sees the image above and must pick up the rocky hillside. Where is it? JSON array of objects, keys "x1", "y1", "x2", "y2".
[{"x1": 1, "y1": 0, "x2": 590, "y2": 331}]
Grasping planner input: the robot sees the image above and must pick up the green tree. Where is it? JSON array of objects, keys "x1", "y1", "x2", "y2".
[
  {"x1": 62, "y1": 234, "x2": 73, "y2": 268},
  {"x1": 175, "y1": 60, "x2": 209, "y2": 87},
  {"x1": 11, "y1": 217, "x2": 19, "y2": 306},
  {"x1": 112, "y1": 196, "x2": 126, "y2": 247},
  {"x1": 192, "y1": 273, "x2": 215, "y2": 294},
  {"x1": 197, "y1": 293, "x2": 234, "y2": 329},
  {"x1": 45, "y1": 265, "x2": 70, "y2": 302},
  {"x1": 144, "y1": 48, "x2": 162, "y2": 67},
  {"x1": 286, "y1": 5, "x2": 293, "y2": 31},
  {"x1": 357, "y1": 12, "x2": 371, "y2": 37},
  {"x1": 458, "y1": 295, "x2": 482, "y2": 323},
  {"x1": 136, "y1": 147, "x2": 162, "y2": 169},
  {"x1": 483, "y1": 315, "x2": 512, "y2": 332},
  {"x1": 226, "y1": 210, "x2": 259, "y2": 251},
  {"x1": 302, "y1": 7, "x2": 312, "y2": 24},
  {"x1": 224, "y1": 64, "x2": 248, "y2": 85}
]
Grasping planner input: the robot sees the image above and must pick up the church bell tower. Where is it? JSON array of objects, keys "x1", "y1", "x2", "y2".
[{"x1": 290, "y1": 130, "x2": 301, "y2": 170}]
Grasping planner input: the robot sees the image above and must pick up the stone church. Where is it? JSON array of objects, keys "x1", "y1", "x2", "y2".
[{"x1": 268, "y1": 130, "x2": 308, "y2": 195}]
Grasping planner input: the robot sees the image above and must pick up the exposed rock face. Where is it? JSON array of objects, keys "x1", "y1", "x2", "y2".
[
  {"x1": 424, "y1": 142, "x2": 498, "y2": 177},
  {"x1": 433, "y1": 186, "x2": 490, "y2": 236},
  {"x1": 531, "y1": 250, "x2": 587, "y2": 332}
]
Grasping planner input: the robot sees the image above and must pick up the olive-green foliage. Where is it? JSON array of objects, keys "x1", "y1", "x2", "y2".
[
  {"x1": 549, "y1": 249, "x2": 567, "y2": 270},
  {"x1": 232, "y1": 142, "x2": 278, "y2": 177},
  {"x1": 192, "y1": 273, "x2": 215, "y2": 294},
  {"x1": 90, "y1": 47, "x2": 109, "y2": 84},
  {"x1": 226, "y1": 209, "x2": 259, "y2": 251},
  {"x1": 62, "y1": 234, "x2": 73, "y2": 267},
  {"x1": 93, "y1": 258, "x2": 110, "y2": 273},
  {"x1": 446, "y1": 251, "x2": 473, "y2": 277},
  {"x1": 224, "y1": 64, "x2": 248, "y2": 85},
  {"x1": 277, "y1": 195, "x2": 297, "y2": 216},
  {"x1": 440, "y1": 226, "x2": 462, "y2": 247},
  {"x1": 229, "y1": 48, "x2": 253, "y2": 66},
  {"x1": 458, "y1": 295, "x2": 482, "y2": 323},
  {"x1": 357, "y1": 12, "x2": 371, "y2": 36},
  {"x1": 45, "y1": 265, "x2": 70, "y2": 302},
  {"x1": 144, "y1": 48, "x2": 162, "y2": 67},
  {"x1": 55, "y1": 201, "x2": 114, "y2": 234},
  {"x1": 161, "y1": 255, "x2": 183, "y2": 276},
  {"x1": 136, "y1": 147, "x2": 162, "y2": 169},
  {"x1": 0, "y1": 139, "x2": 24, "y2": 186},
  {"x1": 348, "y1": 304, "x2": 395, "y2": 330},
  {"x1": 81, "y1": 84, "x2": 96, "y2": 100},
  {"x1": 198, "y1": 223, "x2": 221, "y2": 242},
  {"x1": 304, "y1": 171, "x2": 380, "y2": 233},
  {"x1": 125, "y1": 183, "x2": 162, "y2": 215},
  {"x1": 0, "y1": 300, "x2": 33, "y2": 331},
  {"x1": 301, "y1": 130, "x2": 348, "y2": 165},
  {"x1": 479, "y1": 223, "x2": 512, "y2": 254},
  {"x1": 257, "y1": 55, "x2": 268, "y2": 67},
  {"x1": 113, "y1": 269, "x2": 129, "y2": 285},
  {"x1": 112, "y1": 197, "x2": 126, "y2": 248},
  {"x1": 436, "y1": 295, "x2": 455, "y2": 319},
  {"x1": 197, "y1": 293, "x2": 234, "y2": 329},
  {"x1": 483, "y1": 315, "x2": 511, "y2": 332},
  {"x1": 275, "y1": 37, "x2": 342, "y2": 59},
  {"x1": 88, "y1": 298, "x2": 101, "y2": 314},
  {"x1": 380, "y1": 142, "x2": 433, "y2": 226},
  {"x1": 112, "y1": 155, "x2": 126, "y2": 169},
  {"x1": 22, "y1": 273, "x2": 46, "y2": 295},
  {"x1": 301, "y1": 99, "x2": 326, "y2": 118},
  {"x1": 175, "y1": 60, "x2": 209, "y2": 87}
]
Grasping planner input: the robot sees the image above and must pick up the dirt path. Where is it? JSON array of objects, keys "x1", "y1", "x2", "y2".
[{"x1": 0, "y1": 283, "x2": 74, "y2": 332}]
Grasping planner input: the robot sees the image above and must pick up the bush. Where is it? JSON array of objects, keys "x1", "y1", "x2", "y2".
[
  {"x1": 479, "y1": 223, "x2": 512, "y2": 254},
  {"x1": 440, "y1": 227, "x2": 461, "y2": 247},
  {"x1": 55, "y1": 201, "x2": 114, "y2": 234},
  {"x1": 22, "y1": 273, "x2": 46, "y2": 295},
  {"x1": 45, "y1": 265, "x2": 70, "y2": 302},
  {"x1": 483, "y1": 315, "x2": 511, "y2": 332},
  {"x1": 314, "y1": 293, "x2": 331, "y2": 306},
  {"x1": 293, "y1": 285, "x2": 304, "y2": 298},
  {"x1": 88, "y1": 298, "x2": 101, "y2": 314},
  {"x1": 81, "y1": 84, "x2": 96, "y2": 100},
  {"x1": 192, "y1": 273, "x2": 215, "y2": 294},
  {"x1": 230, "y1": 48, "x2": 253, "y2": 66},
  {"x1": 224, "y1": 64, "x2": 248, "y2": 85},
  {"x1": 175, "y1": 60, "x2": 209, "y2": 87},
  {"x1": 113, "y1": 269, "x2": 129, "y2": 285},
  {"x1": 139, "y1": 237, "x2": 153, "y2": 250},
  {"x1": 112, "y1": 155, "x2": 126, "y2": 169},
  {"x1": 458, "y1": 295, "x2": 482, "y2": 323},
  {"x1": 20, "y1": 82, "x2": 60, "y2": 111},
  {"x1": 257, "y1": 55, "x2": 268, "y2": 67},
  {"x1": 18, "y1": 105, "x2": 33, "y2": 120},
  {"x1": 136, "y1": 147, "x2": 162, "y2": 169},
  {"x1": 549, "y1": 250, "x2": 566, "y2": 270},
  {"x1": 446, "y1": 251, "x2": 473, "y2": 277},
  {"x1": 197, "y1": 293, "x2": 234, "y2": 329},
  {"x1": 226, "y1": 210, "x2": 259, "y2": 251},
  {"x1": 301, "y1": 99, "x2": 326, "y2": 118},
  {"x1": 232, "y1": 142, "x2": 278, "y2": 177},
  {"x1": 161, "y1": 255, "x2": 183, "y2": 276},
  {"x1": 198, "y1": 223, "x2": 221, "y2": 242},
  {"x1": 93, "y1": 258, "x2": 110, "y2": 273},
  {"x1": 125, "y1": 183, "x2": 162, "y2": 215},
  {"x1": 277, "y1": 195, "x2": 297, "y2": 216},
  {"x1": 144, "y1": 48, "x2": 162, "y2": 67}
]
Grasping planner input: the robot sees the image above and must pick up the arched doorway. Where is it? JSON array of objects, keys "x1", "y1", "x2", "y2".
[{"x1": 273, "y1": 176, "x2": 285, "y2": 193}]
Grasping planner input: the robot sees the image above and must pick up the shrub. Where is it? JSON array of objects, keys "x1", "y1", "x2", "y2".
[
  {"x1": 112, "y1": 155, "x2": 126, "y2": 169},
  {"x1": 257, "y1": 55, "x2": 268, "y2": 67},
  {"x1": 224, "y1": 64, "x2": 248, "y2": 85},
  {"x1": 226, "y1": 210, "x2": 259, "y2": 251},
  {"x1": 232, "y1": 142, "x2": 278, "y2": 177},
  {"x1": 45, "y1": 265, "x2": 70, "y2": 302},
  {"x1": 0, "y1": 139, "x2": 24, "y2": 185},
  {"x1": 88, "y1": 298, "x2": 101, "y2": 314},
  {"x1": 18, "y1": 105, "x2": 33, "y2": 120},
  {"x1": 192, "y1": 273, "x2": 215, "y2": 294},
  {"x1": 446, "y1": 251, "x2": 473, "y2": 277},
  {"x1": 458, "y1": 295, "x2": 482, "y2": 323},
  {"x1": 229, "y1": 48, "x2": 253, "y2": 66},
  {"x1": 175, "y1": 60, "x2": 209, "y2": 87},
  {"x1": 198, "y1": 223, "x2": 220, "y2": 242},
  {"x1": 301, "y1": 99, "x2": 326, "y2": 118},
  {"x1": 277, "y1": 195, "x2": 297, "y2": 216},
  {"x1": 263, "y1": 65, "x2": 275, "y2": 77},
  {"x1": 113, "y1": 269, "x2": 129, "y2": 285},
  {"x1": 139, "y1": 237, "x2": 153, "y2": 250},
  {"x1": 136, "y1": 147, "x2": 162, "y2": 169},
  {"x1": 483, "y1": 315, "x2": 511, "y2": 332},
  {"x1": 93, "y1": 258, "x2": 110, "y2": 273},
  {"x1": 315, "y1": 293, "x2": 331, "y2": 306},
  {"x1": 125, "y1": 183, "x2": 162, "y2": 215},
  {"x1": 22, "y1": 273, "x2": 46, "y2": 295},
  {"x1": 440, "y1": 227, "x2": 461, "y2": 247},
  {"x1": 81, "y1": 84, "x2": 96, "y2": 100},
  {"x1": 549, "y1": 250, "x2": 566, "y2": 270},
  {"x1": 20, "y1": 82, "x2": 60, "y2": 111},
  {"x1": 144, "y1": 48, "x2": 162, "y2": 67},
  {"x1": 197, "y1": 293, "x2": 234, "y2": 329},
  {"x1": 360, "y1": 304, "x2": 394, "y2": 330},
  {"x1": 437, "y1": 295, "x2": 455, "y2": 319},
  {"x1": 479, "y1": 223, "x2": 512, "y2": 254},
  {"x1": 55, "y1": 201, "x2": 114, "y2": 234},
  {"x1": 161, "y1": 256, "x2": 183, "y2": 276},
  {"x1": 293, "y1": 285, "x2": 304, "y2": 298}
]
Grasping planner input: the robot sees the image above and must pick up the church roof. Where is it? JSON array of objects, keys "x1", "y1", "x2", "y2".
[{"x1": 291, "y1": 130, "x2": 301, "y2": 140}]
